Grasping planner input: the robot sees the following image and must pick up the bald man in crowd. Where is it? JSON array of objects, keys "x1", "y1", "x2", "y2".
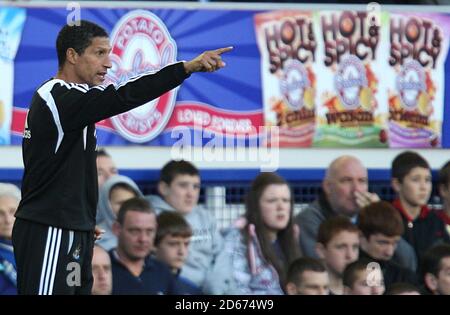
[
  {"x1": 91, "y1": 245, "x2": 112, "y2": 295},
  {"x1": 295, "y1": 155, "x2": 417, "y2": 271}
]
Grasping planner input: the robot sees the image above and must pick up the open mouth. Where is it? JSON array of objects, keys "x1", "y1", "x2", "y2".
[{"x1": 97, "y1": 72, "x2": 107, "y2": 80}]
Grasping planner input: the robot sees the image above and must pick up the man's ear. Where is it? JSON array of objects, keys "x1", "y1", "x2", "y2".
[
  {"x1": 112, "y1": 221, "x2": 121, "y2": 237},
  {"x1": 359, "y1": 232, "x2": 369, "y2": 251},
  {"x1": 316, "y1": 242, "x2": 326, "y2": 259},
  {"x1": 391, "y1": 178, "x2": 401, "y2": 194},
  {"x1": 322, "y1": 179, "x2": 331, "y2": 196},
  {"x1": 285, "y1": 282, "x2": 298, "y2": 295},
  {"x1": 65, "y1": 48, "x2": 78, "y2": 65},
  {"x1": 158, "y1": 181, "x2": 169, "y2": 197},
  {"x1": 438, "y1": 184, "x2": 445, "y2": 199},
  {"x1": 424, "y1": 272, "x2": 438, "y2": 294},
  {"x1": 438, "y1": 183, "x2": 450, "y2": 200}
]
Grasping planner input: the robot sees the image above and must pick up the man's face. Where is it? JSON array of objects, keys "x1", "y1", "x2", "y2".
[
  {"x1": 435, "y1": 257, "x2": 450, "y2": 295},
  {"x1": 260, "y1": 184, "x2": 291, "y2": 233},
  {"x1": 156, "y1": 235, "x2": 191, "y2": 272},
  {"x1": 349, "y1": 269, "x2": 385, "y2": 295},
  {"x1": 362, "y1": 233, "x2": 400, "y2": 261},
  {"x1": 324, "y1": 159, "x2": 368, "y2": 217},
  {"x1": 0, "y1": 196, "x2": 18, "y2": 239},
  {"x1": 109, "y1": 186, "x2": 137, "y2": 217},
  {"x1": 394, "y1": 167, "x2": 432, "y2": 209},
  {"x1": 91, "y1": 246, "x2": 112, "y2": 295},
  {"x1": 160, "y1": 175, "x2": 200, "y2": 214},
  {"x1": 72, "y1": 37, "x2": 112, "y2": 86},
  {"x1": 117, "y1": 211, "x2": 157, "y2": 261},
  {"x1": 294, "y1": 271, "x2": 330, "y2": 295},
  {"x1": 318, "y1": 231, "x2": 359, "y2": 275},
  {"x1": 97, "y1": 156, "x2": 118, "y2": 188}
]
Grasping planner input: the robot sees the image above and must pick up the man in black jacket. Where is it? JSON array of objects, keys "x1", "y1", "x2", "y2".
[
  {"x1": 12, "y1": 20, "x2": 231, "y2": 295},
  {"x1": 110, "y1": 198, "x2": 176, "y2": 295}
]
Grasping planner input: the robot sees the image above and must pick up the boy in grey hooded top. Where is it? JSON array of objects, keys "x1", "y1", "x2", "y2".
[
  {"x1": 146, "y1": 160, "x2": 224, "y2": 291},
  {"x1": 96, "y1": 175, "x2": 143, "y2": 251}
]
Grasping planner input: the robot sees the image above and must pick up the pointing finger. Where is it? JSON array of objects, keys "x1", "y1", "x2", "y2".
[{"x1": 214, "y1": 46, "x2": 234, "y2": 55}]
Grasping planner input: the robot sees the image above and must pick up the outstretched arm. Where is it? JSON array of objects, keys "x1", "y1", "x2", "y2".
[
  {"x1": 183, "y1": 46, "x2": 233, "y2": 74},
  {"x1": 49, "y1": 47, "x2": 233, "y2": 132}
]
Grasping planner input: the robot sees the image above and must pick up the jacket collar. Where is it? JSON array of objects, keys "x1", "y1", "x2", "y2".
[
  {"x1": 110, "y1": 249, "x2": 155, "y2": 271},
  {"x1": 436, "y1": 210, "x2": 450, "y2": 225},
  {"x1": 392, "y1": 198, "x2": 431, "y2": 223},
  {"x1": 358, "y1": 249, "x2": 387, "y2": 269},
  {"x1": 317, "y1": 192, "x2": 337, "y2": 219}
]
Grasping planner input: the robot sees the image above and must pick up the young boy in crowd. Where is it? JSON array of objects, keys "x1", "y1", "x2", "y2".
[
  {"x1": 155, "y1": 212, "x2": 202, "y2": 294},
  {"x1": 315, "y1": 216, "x2": 360, "y2": 295},
  {"x1": 358, "y1": 201, "x2": 417, "y2": 289},
  {"x1": 343, "y1": 259, "x2": 385, "y2": 295},
  {"x1": 146, "y1": 160, "x2": 223, "y2": 291},
  {"x1": 437, "y1": 161, "x2": 450, "y2": 235},
  {"x1": 422, "y1": 244, "x2": 450, "y2": 295},
  {"x1": 391, "y1": 151, "x2": 450, "y2": 260}
]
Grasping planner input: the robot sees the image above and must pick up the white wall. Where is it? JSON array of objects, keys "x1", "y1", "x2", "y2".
[{"x1": 1, "y1": 146, "x2": 449, "y2": 170}]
